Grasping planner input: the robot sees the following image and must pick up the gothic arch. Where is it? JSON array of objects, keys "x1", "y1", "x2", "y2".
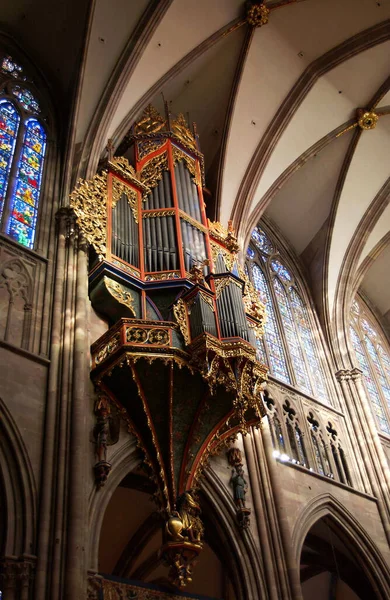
[
  {"x1": 201, "y1": 468, "x2": 266, "y2": 600},
  {"x1": 292, "y1": 493, "x2": 390, "y2": 599},
  {"x1": 87, "y1": 436, "x2": 140, "y2": 572},
  {"x1": 0, "y1": 396, "x2": 36, "y2": 557},
  {"x1": 88, "y1": 435, "x2": 266, "y2": 599}
]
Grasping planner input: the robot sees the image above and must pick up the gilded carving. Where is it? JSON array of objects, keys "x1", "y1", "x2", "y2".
[
  {"x1": 140, "y1": 151, "x2": 169, "y2": 193},
  {"x1": 214, "y1": 277, "x2": 232, "y2": 298},
  {"x1": 111, "y1": 177, "x2": 139, "y2": 222},
  {"x1": 143, "y1": 209, "x2": 175, "y2": 218},
  {"x1": 69, "y1": 170, "x2": 108, "y2": 260},
  {"x1": 126, "y1": 326, "x2": 170, "y2": 346},
  {"x1": 172, "y1": 145, "x2": 199, "y2": 184},
  {"x1": 179, "y1": 209, "x2": 207, "y2": 233},
  {"x1": 95, "y1": 333, "x2": 120, "y2": 365},
  {"x1": 171, "y1": 113, "x2": 196, "y2": 150},
  {"x1": 134, "y1": 104, "x2": 167, "y2": 135},
  {"x1": 144, "y1": 271, "x2": 180, "y2": 281},
  {"x1": 246, "y1": 3, "x2": 270, "y2": 27},
  {"x1": 104, "y1": 277, "x2": 136, "y2": 316},
  {"x1": 137, "y1": 138, "x2": 165, "y2": 159},
  {"x1": 173, "y1": 298, "x2": 190, "y2": 345}
]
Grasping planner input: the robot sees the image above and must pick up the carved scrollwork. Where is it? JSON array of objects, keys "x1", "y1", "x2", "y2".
[
  {"x1": 171, "y1": 113, "x2": 196, "y2": 150},
  {"x1": 95, "y1": 333, "x2": 121, "y2": 365},
  {"x1": 173, "y1": 298, "x2": 190, "y2": 345},
  {"x1": 70, "y1": 170, "x2": 108, "y2": 260},
  {"x1": 140, "y1": 151, "x2": 169, "y2": 193},
  {"x1": 126, "y1": 326, "x2": 170, "y2": 346},
  {"x1": 172, "y1": 145, "x2": 199, "y2": 185},
  {"x1": 111, "y1": 178, "x2": 139, "y2": 222},
  {"x1": 104, "y1": 277, "x2": 136, "y2": 316}
]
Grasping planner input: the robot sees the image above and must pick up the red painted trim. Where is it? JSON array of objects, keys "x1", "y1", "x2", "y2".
[
  {"x1": 167, "y1": 140, "x2": 186, "y2": 277},
  {"x1": 129, "y1": 360, "x2": 172, "y2": 512},
  {"x1": 169, "y1": 361, "x2": 175, "y2": 505},
  {"x1": 107, "y1": 172, "x2": 113, "y2": 261}
]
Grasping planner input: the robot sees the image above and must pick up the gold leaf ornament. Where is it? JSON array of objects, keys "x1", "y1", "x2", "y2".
[{"x1": 69, "y1": 171, "x2": 108, "y2": 260}]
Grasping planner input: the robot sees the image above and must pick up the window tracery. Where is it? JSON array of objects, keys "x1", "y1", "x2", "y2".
[
  {"x1": 350, "y1": 297, "x2": 390, "y2": 435},
  {"x1": 247, "y1": 225, "x2": 330, "y2": 404},
  {"x1": 0, "y1": 53, "x2": 47, "y2": 249}
]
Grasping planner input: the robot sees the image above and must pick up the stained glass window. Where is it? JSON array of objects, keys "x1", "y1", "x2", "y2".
[
  {"x1": 350, "y1": 300, "x2": 390, "y2": 435},
  {"x1": 0, "y1": 58, "x2": 46, "y2": 249},
  {"x1": 1, "y1": 55, "x2": 25, "y2": 79},
  {"x1": 12, "y1": 86, "x2": 40, "y2": 113},
  {"x1": 252, "y1": 264, "x2": 290, "y2": 383},
  {"x1": 7, "y1": 119, "x2": 46, "y2": 248},
  {"x1": 0, "y1": 100, "x2": 20, "y2": 220},
  {"x1": 274, "y1": 277, "x2": 312, "y2": 394},
  {"x1": 247, "y1": 225, "x2": 331, "y2": 403}
]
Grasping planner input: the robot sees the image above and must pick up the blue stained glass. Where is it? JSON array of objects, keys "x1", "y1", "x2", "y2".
[
  {"x1": 350, "y1": 326, "x2": 390, "y2": 434},
  {"x1": 290, "y1": 288, "x2": 329, "y2": 403},
  {"x1": 252, "y1": 264, "x2": 290, "y2": 383},
  {"x1": 271, "y1": 259, "x2": 292, "y2": 282},
  {"x1": 247, "y1": 247, "x2": 255, "y2": 259},
  {"x1": 7, "y1": 118, "x2": 46, "y2": 248},
  {"x1": 251, "y1": 227, "x2": 274, "y2": 254},
  {"x1": 274, "y1": 277, "x2": 312, "y2": 394},
  {"x1": 0, "y1": 100, "x2": 20, "y2": 219}
]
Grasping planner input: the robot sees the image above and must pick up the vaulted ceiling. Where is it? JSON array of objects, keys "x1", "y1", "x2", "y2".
[{"x1": 3, "y1": 0, "x2": 390, "y2": 348}]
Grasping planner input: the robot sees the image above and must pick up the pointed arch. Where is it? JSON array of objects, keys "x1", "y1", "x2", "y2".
[
  {"x1": 247, "y1": 221, "x2": 334, "y2": 404},
  {"x1": 292, "y1": 493, "x2": 390, "y2": 599},
  {"x1": 0, "y1": 396, "x2": 36, "y2": 557}
]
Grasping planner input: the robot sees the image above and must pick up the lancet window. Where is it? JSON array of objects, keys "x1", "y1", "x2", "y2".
[
  {"x1": 0, "y1": 54, "x2": 47, "y2": 249},
  {"x1": 350, "y1": 298, "x2": 390, "y2": 435},
  {"x1": 247, "y1": 225, "x2": 330, "y2": 404}
]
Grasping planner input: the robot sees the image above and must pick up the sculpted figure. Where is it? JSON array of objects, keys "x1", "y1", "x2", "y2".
[
  {"x1": 165, "y1": 490, "x2": 204, "y2": 544},
  {"x1": 231, "y1": 466, "x2": 248, "y2": 509}
]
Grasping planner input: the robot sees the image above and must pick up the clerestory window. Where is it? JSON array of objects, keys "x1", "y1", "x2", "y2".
[
  {"x1": 247, "y1": 225, "x2": 330, "y2": 404},
  {"x1": 350, "y1": 297, "x2": 390, "y2": 435},
  {"x1": 0, "y1": 54, "x2": 47, "y2": 249}
]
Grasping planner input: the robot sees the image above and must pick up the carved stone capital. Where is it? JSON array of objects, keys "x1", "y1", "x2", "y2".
[
  {"x1": 335, "y1": 369, "x2": 351, "y2": 382},
  {"x1": 0, "y1": 558, "x2": 18, "y2": 589},
  {"x1": 350, "y1": 367, "x2": 363, "y2": 381},
  {"x1": 56, "y1": 206, "x2": 77, "y2": 234}
]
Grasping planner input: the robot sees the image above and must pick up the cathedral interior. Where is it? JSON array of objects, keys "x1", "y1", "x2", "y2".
[{"x1": 1, "y1": 1, "x2": 390, "y2": 599}]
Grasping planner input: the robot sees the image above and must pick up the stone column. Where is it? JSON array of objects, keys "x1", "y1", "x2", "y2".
[
  {"x1": 336, "y1": 368, "x2": 390, "y2": 544},
  {"x1": 243, "y1": 431, "x2": 280, "y2": 600},
  {"x1": 260, "y1": 417, "x2": 304, "y2": 600},
  {"x1": 50, "y1": 213, "x2": 77, "y2": 600},
  {"x1": 65, "y1": 231, "x2": 89, "y2": 599},
  {"x1": 35, "y1": 208, "x2": 70, "y2": 598},
  {"x1": 335, "y1": 369, "x2": 371, "y2": 493},
  {"x1": 0, "y1": 559, "x2": 18, "y2": 600}
]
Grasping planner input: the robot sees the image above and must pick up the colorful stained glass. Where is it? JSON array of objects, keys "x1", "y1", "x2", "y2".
[
  {"x1": 0, "y1": 100, "x2": 20, "y2": 219},
  {"x1": 361, "y1": 318, "x2": 377, "y2": 338},
  {"x1": 290, "y1": 288, "x2": 329, "y2": 403},
  {"x1": 252, "y1": 264, "x2": 291, "y2": 383},
  {"x1": 1, "y1": 55, "x2": 25, "y2": 79},
  {"x1": 273, "y1": 277, "x2": 312, "y2": 394},
  {"x1": 12, "y1": 86, "x2": 40, "y2": 113},
  {"x1": 271, "y1": 259, "x2": 292, "y2": 282},
  {"x1": 251, "y1": 227, "x2": 274, "y2": 254},
  {"x1": 7, "y1": 119, "x2": 46, "y2": 248},
  {"x1": 350, "y1": 326, "x2": 390, "y2": 433},
  {"x1": 247, "y1": 247, "x2": 255, "y2": 260}
]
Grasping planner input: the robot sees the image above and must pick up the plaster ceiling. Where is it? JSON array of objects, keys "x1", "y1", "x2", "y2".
[{"x1": 361, "y1": 243, "x2": 390, "y2": 317}]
